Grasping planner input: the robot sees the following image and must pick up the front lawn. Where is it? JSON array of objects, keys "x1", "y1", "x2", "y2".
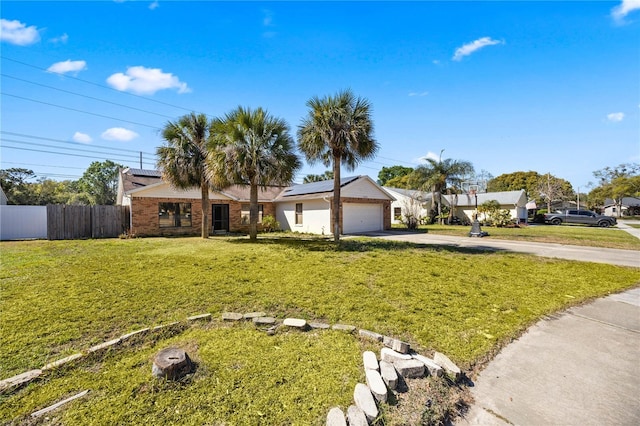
[
  {"x1": 1, "y1": 237, "x2": 639, "y2": 424},
  {"x1": 392, "y1": 223, "x2": 640, "y2": 250}
]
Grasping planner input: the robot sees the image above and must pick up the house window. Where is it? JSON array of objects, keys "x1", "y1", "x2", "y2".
[
  {"x1": 394, "y1": 207, "x2": 402, "y2": 219},
  {"x1": 295, "y1": 203, "x2": 303, "y2": 225},
  {"x1": 241, "y1": 204, "x2": 263, "y2": 225},
  {"x1": 159, "y1": 202, "x2": 192, "y2": 228}
]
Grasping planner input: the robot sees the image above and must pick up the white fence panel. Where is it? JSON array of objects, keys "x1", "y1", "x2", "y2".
[{"x1": 0, "y1": 206, "x2": 48, "y2": 240}]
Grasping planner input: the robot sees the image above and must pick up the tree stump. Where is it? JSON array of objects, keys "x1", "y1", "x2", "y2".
[{"x1": 152, "y1": 348, "x2": 192, "y2": 380}]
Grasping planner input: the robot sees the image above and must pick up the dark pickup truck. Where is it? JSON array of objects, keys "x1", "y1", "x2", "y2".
[{"x1": 543, "y1": 209, "x2": 617, "y2": 227}]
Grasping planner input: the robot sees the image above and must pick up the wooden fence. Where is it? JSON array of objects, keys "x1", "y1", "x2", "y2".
[{"x1": 47, "y1": 205, "x2": 130, "y2": 240}]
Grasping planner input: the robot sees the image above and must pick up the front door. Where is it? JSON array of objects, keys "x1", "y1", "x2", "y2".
[{"x1": 212, "y1": 204, "x2": 229, "y2": 232}]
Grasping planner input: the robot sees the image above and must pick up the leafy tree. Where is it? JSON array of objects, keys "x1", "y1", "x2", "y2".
[
  {"x1": 157, "y1": 112, "x2": 213, "y2": 238},
  {"x1": 298, "y1": 89, "x2": 378, "y2": 242},
  {"x1": 385, "y1": 173, "x2": 415, "y2": 189},
  {"x1": 409, "y1": 156, "x2": 474, "y2": 224},
  {"x1": 488, "y1": 171, "x2": 541, "y2": 197},
  {"x1": 0, "y1": 168, "x2": 37, "y2": 205},
  {"x1": 209, "y1": 106, "x2": 301, "y2": 241},
  {"x1": 378, "y1": 165, "x2": 413, "y2": 186},
  {"x1": 590, "y1": 163, "x2": 640, "y2": 217},
  {"x1": 76, "y1": 160, "x2": 123, "y2": 205},
  {"x1": 303, "y1": 170, "x2": 334, "y2": 183},
  {"x1": 478, "y1": 199, "x2": 512, "y2": 227}
]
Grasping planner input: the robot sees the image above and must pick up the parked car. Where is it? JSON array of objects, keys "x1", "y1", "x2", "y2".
[{"x1": 543, "y1": 209, "x2": 617, "y2": 227}]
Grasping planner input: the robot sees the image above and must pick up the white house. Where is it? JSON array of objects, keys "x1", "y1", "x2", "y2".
[
  {"x1": 276, "y1": 176, "x2": 395, "y2": 234},
  {"x1": 383, "y1": 187, "x2": 433, "y2": 224},
  {"x1": 443, "y1": 190, "x2": 529, "y2": 223},
  {"x1": 603, "y1": 197, "x2": 640, "y2": 217}
]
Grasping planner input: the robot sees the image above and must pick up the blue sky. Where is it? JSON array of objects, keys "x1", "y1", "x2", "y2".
[{"x1": 1, "y1": 1, "x2": 638, "y2": 190}]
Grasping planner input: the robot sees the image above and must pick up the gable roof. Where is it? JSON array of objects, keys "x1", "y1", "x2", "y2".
[
  {"x1": 443, "y1": 190, "x2": 527, "y2": 207},
  {"x1": 280, "y1": 176, "x2": 360, "y2": 197},
  {"x1": 604, "y1": 197, "x2": 640, "y2": 207},
  {"x1": 383, "y1": 187, "x2": 432, "y2": 202},
  {"x1": 276, "y1": 176, "x2": 394, "y2": 201}
]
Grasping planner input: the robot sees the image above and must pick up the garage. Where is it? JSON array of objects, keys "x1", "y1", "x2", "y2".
[{"x1": 343, "y1": 203, "x2": 383, "y2": 234}]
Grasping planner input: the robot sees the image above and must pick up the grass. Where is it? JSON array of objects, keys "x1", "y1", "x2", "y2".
[
  {"x1": 1, "y1": 237, "x2": 639, "y2": 424},
  {"x1": 392, "y1": 223, "x2": 640, "y2": 250}
]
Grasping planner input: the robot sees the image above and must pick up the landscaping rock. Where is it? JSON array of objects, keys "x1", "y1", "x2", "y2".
[
  {"x1": 332, "y1": 324, "x2": 356, "y2": 333},
  {"x1": 222, "y1": 312, "x2": 243, "y2": 321},
  {"x1": 346, "y1": 405, "x2": 369, "y2": 426},
  {"x1": 152, "y1": 347, "x2": 193, "y2": 380},
  {"x1": 434, "y1": 351, "x2": 462, "y2": 380},
  {"x1": 253, "y1": 316, "x2": 276, "y2": 325},
  {"x1": 120, "y1": 328, "x2": 150, "y2": 341},
  {"x1": 42, "y1": 353, "x2": 83, "y2": 371},
  {"x1": 379, "y1": 360, "x2": 398, "y2": 390},
  {"x1": 353, "y1": 383, "x2": 379, "y2": 423},
  {"x1": 363, "y1": 351, "x2": 379, "y2": 371},
  {"x1": 87, "y1": 338, "x2": 121, "y2": 353},
  {"x1": 365, "y1": 369, "x2": 388, "y2": 403},
  {"x1": 0, "y1": 369, "x2": 42, "y2": 393},
  {"x1": 151, "y1": 321, "x2": 181, "y2": 331},
  {"x1": 383, "y1": 336, "x2": 410, "y2": 354},
  {"x1": 31, "y1": 390, "x2": 89, "y2": 418},
  {"x1": 394, "y1": 358, "x2": 425, "y2": 379},
  {"x1": 309, "y1": 322, "x2": 330, "y2": 329},
  {"x1": 187, "y1": 313, "x2": 211, "y2": 322},
  {"x1": 412, "y1": 353, "x2": 444, "y2": 377},
  {"x1": 326, "y1": 407, "x2": 347, "y2": 426},
  {"x1": 380, "y1": 347, "x2": 412, "y2": 363},
  {"x1": 243, "y1": 312, "x2": 266, "y2": 320},
  {"x1": 283, "y1": 318, "x2": 307, "y2": 329},
  {"x1": 359, "y1": 329, "x2": 383, "y2": 342}
]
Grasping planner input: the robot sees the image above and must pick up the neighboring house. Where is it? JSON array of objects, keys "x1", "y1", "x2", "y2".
[
  {"x1": 276, "y1": 176, "x2": 394, "y2": 234},
  {"x1": 383, "y1": 187, "x2": 433, "y2": 224},
  {"x1": 603, "y1": 197, "x2": 640, "y2": 217},
  {"x1": 0, "y1": 186, "x2": 7, "y2": 205},
  {"x1": 117, "y1": 169, "x2": 394, "y2": 236},
  {"x1": 443, "y1": 190, "x2": 528, "y2": 223}
]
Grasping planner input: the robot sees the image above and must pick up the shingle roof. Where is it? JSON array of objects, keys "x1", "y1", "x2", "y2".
[
  {"x1": 127, "y1": 168, "x2": 162, "y2": 177},
  {"x1": 279, "y1": 176, "x2": 359, "y2": 197},
  {"x1": 443, "y1": 190, "x2": 526, "y2": 207}
]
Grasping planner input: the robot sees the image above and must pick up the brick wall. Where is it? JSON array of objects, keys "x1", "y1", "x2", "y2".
[{"x1": 131, "y1": 196, "x2": 277, "y2": 237}]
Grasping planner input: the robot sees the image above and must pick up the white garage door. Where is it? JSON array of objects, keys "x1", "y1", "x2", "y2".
[{"x1": 343, "y1": 203, "x2": 383, "y2": 234}]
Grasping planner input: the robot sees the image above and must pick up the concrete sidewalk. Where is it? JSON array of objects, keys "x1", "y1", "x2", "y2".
[{"x1": 457, "y1": 287, "x2": 640, "y2": 425}]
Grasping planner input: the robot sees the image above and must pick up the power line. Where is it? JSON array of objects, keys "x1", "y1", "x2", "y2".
[
  {"x1": 0, "y1": 161, "x2": 86, "y2": 170},
  {"x1": 2, "y1": 73, "x2": 177, "y2": 120},
  {"x1": 1, "y1": 145, "x2": 156, "y2": 166},
  {"x1": 0, "y1": 138, "x2": 154, "y2": 162},
  {"x1": 1, "y1": 131, "x2": 155, "y2": 157},
  {"x1": 1, "y1": 92, "x2": 161, "y2": 130},
  {"x1": 1, "y1": 56, "x2": 201, "y2": 115}
]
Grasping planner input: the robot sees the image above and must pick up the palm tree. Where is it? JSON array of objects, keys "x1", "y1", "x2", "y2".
[
  {"x1": 208, "y1": 106, "x2": 301, "y2": 241},
  {"x1": 157, "y1": 112, "x2": 213, "y2": 238},
  {"x1": 411, "y1": 154, "x2": 474, "y2": 224},
  {"x1": 298, "y1": 89, "x2": 378, "y2": 242}
]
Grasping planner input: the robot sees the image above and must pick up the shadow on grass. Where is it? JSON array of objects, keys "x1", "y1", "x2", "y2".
[{"x1": 226, "y1": 235, "x2": 509, "y2": 255}]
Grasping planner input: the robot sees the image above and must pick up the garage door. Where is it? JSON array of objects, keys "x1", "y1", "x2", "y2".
[{"x1": 343, "y1": 203, "x2": 383, "y2": 234}]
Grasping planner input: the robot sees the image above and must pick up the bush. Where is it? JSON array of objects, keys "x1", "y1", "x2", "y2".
[{"x1": 261, "y1": 215, "x2": 280, "y2": 232}]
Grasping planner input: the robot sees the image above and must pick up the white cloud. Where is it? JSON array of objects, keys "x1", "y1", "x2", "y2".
[
  {"x1": 453, "y1": 37, "x2": 503, "y2": 61},
  {"x1": 47, "y1": 59, "x2": 87, "y2": 75},
  {"x1": 263, "y1": 9, "x2": 274, "y2": 26},
  {"x1": 611, "y1": 0, "x2": 640, "y2": 21},
  {"x1": 418, "y1": 151, "x2": 443, "y2": 162},
  {"x1": 149, "y1": 1, "x2": 159, "y2": 10},
  {"x1": 408, "y1": 91, "x2": 429, "y2": 97},
  {"x1": 106, "y1": 66, "x2": 190, "y2": 95},
  {"x1": 607, "y1": 112, "x2": 625, "y2": 122},
  {"x1": 0, "y1": 19, "x2": 41, "y2": 46},
  {"x1": 49, "y1": 33, "x2": 69, "y2": 44},
  {"x1": 72, "y1": 132, "x2": 92, "y2": 143},
  {"x1": 101, "y1": 127, "x2": 139, "y2": 142}
]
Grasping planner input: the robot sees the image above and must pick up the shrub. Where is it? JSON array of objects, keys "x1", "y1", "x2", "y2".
[{"x1": 261, "y1": 215, "x2": 280, "y2": 232}]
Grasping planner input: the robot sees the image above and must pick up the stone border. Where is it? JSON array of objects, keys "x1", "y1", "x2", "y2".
[{"x1": 2, "y1": 311, "x2": 465, "y2": 426}]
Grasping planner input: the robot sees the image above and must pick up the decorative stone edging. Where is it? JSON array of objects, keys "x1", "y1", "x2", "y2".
[{"x1": 1, "y1": 310, "x2": 464, "y2": 426}]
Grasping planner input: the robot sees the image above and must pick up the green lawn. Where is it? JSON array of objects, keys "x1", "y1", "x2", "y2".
[
  {"x1": 392, "y1": 223, "x2": 640, "y2": 250},
  {"x1": 1, "y1": 237, "x2": 639, "y2": 424}
]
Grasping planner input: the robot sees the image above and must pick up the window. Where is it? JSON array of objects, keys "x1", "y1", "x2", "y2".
[
  {"x1": 159, "y1": 202, "x2": 192, "y2": 228},
  {"x1": 295, "y1": 203, "x2": 303, "y2": 225},
  {"x1": 394, "y1": 207, "x2": 402, "y2": 219},
  {"x1": 241, "y1": 204, "x2": 263, "y2": 225}
]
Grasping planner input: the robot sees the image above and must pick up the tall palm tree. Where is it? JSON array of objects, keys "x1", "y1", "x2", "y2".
[
  {"x1": 208, "y1": 106, "x2": 301, "y2": 241},
  {"x1": 411, "y1": 155, "x2": 474, "y2": 224},
  {"x1": 157, "y1": 112, "x2": 212, "y2": 238},
  {"x1": 298, "y1": 89, "x2": 378, "y2": 242}
]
